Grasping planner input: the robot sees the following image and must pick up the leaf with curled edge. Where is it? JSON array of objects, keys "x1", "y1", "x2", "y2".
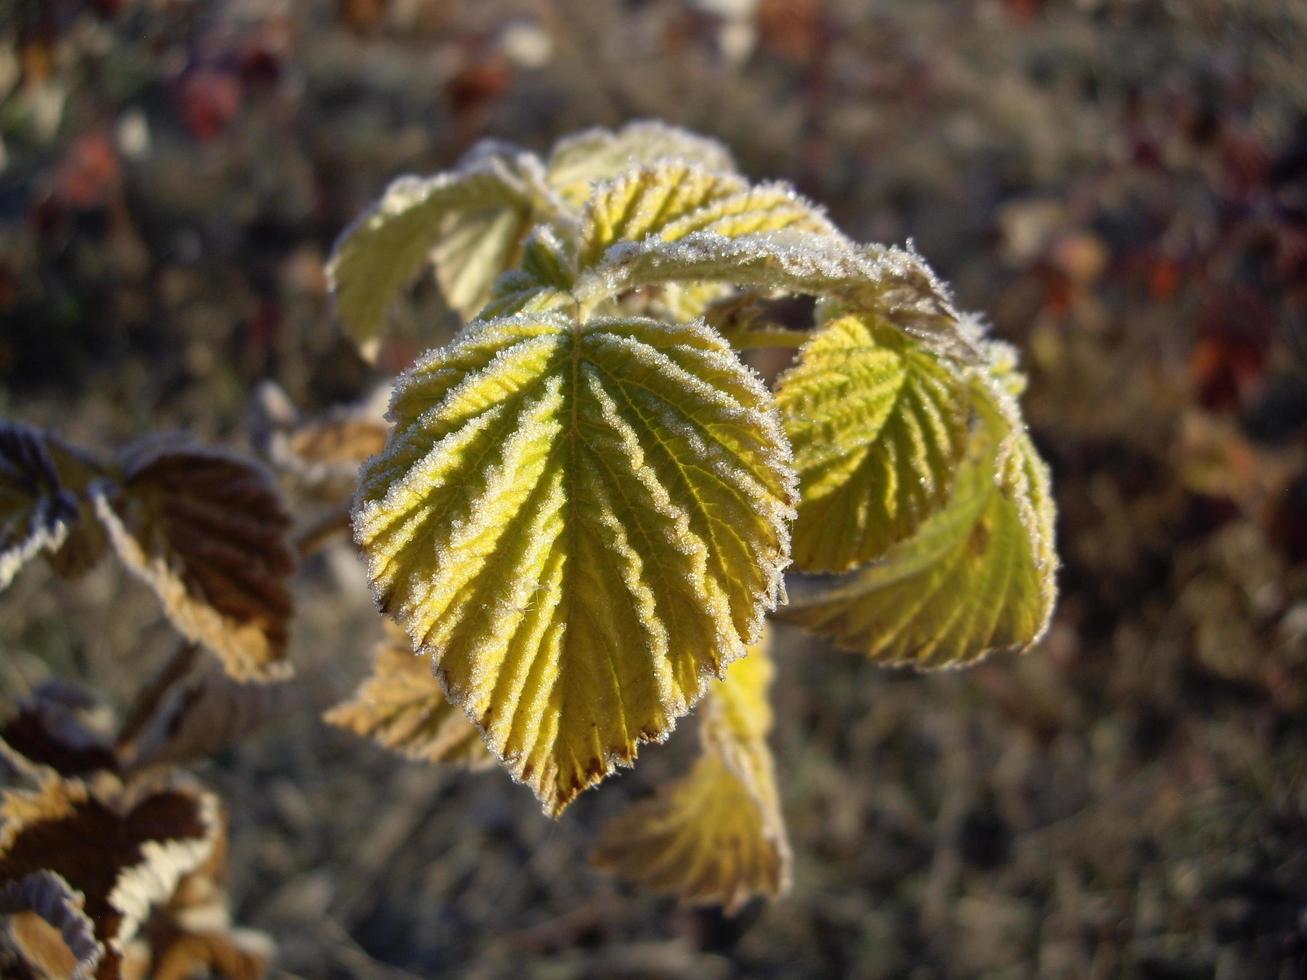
[
  {"x1": 0, "y1": 773, "x2": 221, "y2": 980},
  {"x1": 119, "y1": 804, "x2": 273, "y2": 980},
  {"x1": 576, "y1": 231, "x2": 982, "y2": 363},
  {"x1": 0, "y1": 870, "x2": 101, "y2": 980},
  {"x1": 324, "y1": 623, "x2": 493, "y2": 769},
  {"x1": 353, "y1": 312, "x2": 795, "y2": 814},
  {"x1": 546, "y1": 120, "x2": 737, "y2": 208},
  {"x1": 92, "y1": 441, "x2": 295, "y2": 683},
  {"x1": 260, "y1": 388, "x2": 390, "y2": 502},
  {"x1": 780, "y1": 363, "x2": 1058, "y2": 668},
  {"x1": 776, "y1": 310, "x2": 971, "y2": 571},
  {"x1": 327, "y1": 146, "x2": 562, "y2": 354},
  {"x1": 0, "y1": 423, "x2": 108, "y2": 591},
  {"x1": 592, "y1": 636, "x2": 790, "y2": 912}
]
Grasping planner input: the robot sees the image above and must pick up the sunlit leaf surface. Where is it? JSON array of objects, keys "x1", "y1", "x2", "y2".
[
  {"x1": 777, "y1": 310, "x2": 970, "y2": 571},
  {"x1": 353, "y1": 312, "x2": 795, "y2": 814},
  {"x1": 782, "y1": 373, "x2": 1057, "y2": 667}
]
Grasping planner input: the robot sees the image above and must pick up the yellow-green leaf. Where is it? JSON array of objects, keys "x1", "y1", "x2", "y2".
[
  {"x1": 578, "y1": 162, "x2": 836, "y2": 270},
  {"x1": 776, "y1": 311, "x2": 970, "y2": 571},
  {"x1": 592, "y1": 637, "x2": 790, "y2": 912},
  {"x1": 327, "y1": 154, "x2": 546, "y2": 356},
  {"x1": 93, "y1": 442, "x2": 296, "y2": 682},
  {"x1": 325, "y1": 624, "x2": 493, "y2": 769},
  {"x1": 352, "y1": 312, "x2": 795, "y2": 814},
  {"x1": 546, "y1": 121, "x2": 737, "y2": 208},
  {"x1": 780, "y1": 378, "x2": 1057, "y2": 667}
]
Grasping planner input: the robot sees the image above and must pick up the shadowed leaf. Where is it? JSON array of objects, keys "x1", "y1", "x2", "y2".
[
  {"x1": 592, "y1": 638, "x2": 790, "y2": 912},
  {"x1": 93, "y1": 441, "x2": 295, "y2": 682},
  {"x1": 324, "y1": 623, "x2": 493, "y2": 768}
]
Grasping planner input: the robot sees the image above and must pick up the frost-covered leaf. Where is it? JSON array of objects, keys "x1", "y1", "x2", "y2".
[
  {"x1": 592, "y1": 638, "x2": 790, "y2": 912},
  {"x1": 353, "y1": 312, "x2": 795, "y2": 814},
  {"x1": 781, "y1": 376, "x2": 1058, "y2": 667},
  {"x1": 776, "y1": 310, "x2": 971, "y2": 571},
  {"x1": 578, "y1": 163, "x2": 835, "y2": 269},
  {"x1": 0, "y1": 870, "x2": 101, "y2": 980},
  {"x1": 577, "y1": 232, "x2": 981, "y2": 361},
  {"x1": 0, "y1": 774, "x2": 220, "y2": 980},
  {"x1": 0, "y1": 423, "x2": 108, "y2": 591},
  {"x1": 324, "y1": 624, "x2": 492, "y2": 769},
  {"x1": 93, "y1": 442, "x2": 295, "y2": 682},
  {"x1": 327, "y1": 150, "x2": 554, "y2": 354},
  {"x1": 546, "y1": 120, "x2": 737, "y2": 207}
]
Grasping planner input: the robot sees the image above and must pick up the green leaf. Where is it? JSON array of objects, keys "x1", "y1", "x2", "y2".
[
  {"x1": 776, "y1": 310, "x2": 971, "y2": 571},
  {"x1": 576, "y1": 231, "x2": 981, "y2": 362},
  {"x1": 546, "y1": 120, "x2": 737, "y2": 207},
  {"x1": 327, "y1": 152, "x2": 549, "y2": 357},
  {"x1": 781, "y1": 374, "x2": 1057, "y2": 668},
  {"x1": 591, "y1": 634, "x2": 790, "y2": 912},
  {"x1": 352, "y1": 312, "x2": 795, "y2": 814}
]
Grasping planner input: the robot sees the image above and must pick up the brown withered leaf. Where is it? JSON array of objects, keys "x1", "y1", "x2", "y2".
[
  {"x1": 1, "y1": 424, "x2": 81, "y2": 590},
  {"x1": 0, "y1": 870, "x2": 101, "y2": 979},
  {"x1": 120, "y1": 662, "x2": 300, "y2": 771},
  {"x1": 92, "y1": 440, "x2": 296, "y2": 682},
  {"x1": 0, "y1": 682, "x2": 119, "y2": 779},
  {"x1": 253, "y1": 381, "x2": 390, "y2": 501},
  {"x1": 0, "y1": 773, "x2": 221, "y2": 980},
  {"x1": 119, "y1": 807, "x2": 273, "y2": 980},
  {"x1": 325, "y1": 623, "x2": 494, "y2": 769}
]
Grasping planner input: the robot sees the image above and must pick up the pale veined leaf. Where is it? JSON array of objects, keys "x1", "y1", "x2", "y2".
[
  {"x1": 577, "y1": 162, "x2": 837, "y2": 270},
  {"x1": 0, "y1": 773, "x2": 221, "y2": 980},
  {"x1": 92, "y1": 441, "x2": 296, "y2": 682},
  {"x1": 327, "y1": 149, "x2": 559, "y2": 356},
  {"x1": 546, "y1": 120, "x2": 737, "y2": 208},
  {"x1": 591, "y1": 637, "x2": 790, "y2": 912},
  {"x1": 576, "y1": 230, "x2": 981, "y2": 362},
  {"x1": 0, "y1": 423, "x2": 108, "y2": 590},
  {"x1": 324, "y1": 623, "x2": 493, "y2": 769},
  {"x1": 780, "y1": 374, "x2": 1058, "y2": 668},
  {"x1": 353, "y1": 312, "x2": 796, "y2": 814},
  {"x1": 776, "y1": 310, "x2": 971, "y2": 571}
]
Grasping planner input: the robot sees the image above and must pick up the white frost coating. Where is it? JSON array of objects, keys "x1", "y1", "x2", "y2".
[
  {"x1": 0, "y1": 500, "x2": 70, "y2": 590},
  {"x1": 106, "y1": 788, "x2": 219, "y2": 956},
  {"x1": 577, "y1": 229, "x2": 982, "y2": 362},
  {"x1": 546, "y1": 120, "x2": 738, "y2": 193}
]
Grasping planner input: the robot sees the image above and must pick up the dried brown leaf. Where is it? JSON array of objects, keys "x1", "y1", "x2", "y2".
[
  {"x1": 93, "y1": 440, "x2": 296, "y2": 682},
  {"x1": 325, "y1": 624, "x2": 494, "y2": 769}
]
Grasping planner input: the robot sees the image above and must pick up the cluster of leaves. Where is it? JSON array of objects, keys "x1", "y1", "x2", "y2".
[
  {"x1": 0, "y1": 681, "x2": 273, "y2": 979},
  {"x1": 324, "y1": 121, "x2": 1058, "y2": 908}
]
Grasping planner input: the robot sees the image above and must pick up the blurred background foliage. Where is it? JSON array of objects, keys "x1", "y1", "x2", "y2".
[{"x1": 2, "y1": 0, "x2": 1307, "y2": 977}]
